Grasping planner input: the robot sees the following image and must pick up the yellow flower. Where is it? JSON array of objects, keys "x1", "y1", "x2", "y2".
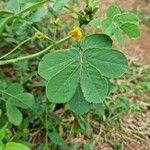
[{"x1": 69, "y1": 27, "x2": 84, "y2": 41}]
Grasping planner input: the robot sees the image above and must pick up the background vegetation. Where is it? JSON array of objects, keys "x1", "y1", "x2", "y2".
[{"x1": 0, "y1": 0, "x2": 150, "y2": 150}]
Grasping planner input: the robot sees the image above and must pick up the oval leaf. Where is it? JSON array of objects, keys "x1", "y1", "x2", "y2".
[
  {"x1": 8, "y1": 93, "x2": 34, "y2": 109},
  {"x1": 81, "y1": 66, "x2": 108, "y2": 103},
  {"x1": 84, "y1": 47, "x2": 128, "y2": 78},
  {"x1": 3, "y1": 83, "x2": 24, "y2": 99},
  {"x1": 53, "y1": 0, "x2": 71, "y2": 13},
  {"x1": 38, "y1": 49, "x2": 78, "y2": 80},
  {"x1": 120, "y1": 22, "x2": 140, "y2": 38},
  {"x1": 114, "y1": 13, "x2": 139, "y2": 24},
  {"x1": 69, "y1": 84, "x2": 90, "y2": 115},
  {"x1": 6, "y1": 102, "x2": 22, "y2": 126},
  {"x1": 5, "y1": 142, "x2": 30, "y2": 150},
  {"x1": 81, "y1": 34, "x2": 112, "y2": 49},
  {"x1": 107, "y1": 5, "x2": 121, "y2": 18},
  {"x1": 46, "y1": 62, "x2": 79, "y2": 103}
]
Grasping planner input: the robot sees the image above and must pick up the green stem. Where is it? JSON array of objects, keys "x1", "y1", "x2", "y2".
[
  {"x1": 0, "y1": 97, "x2": 7, "y2": 102},
  {"x1": 0, "y1": 36, "x2": 71, "y2": 66},
  {"x1": 45, "y1": 102, "x2": 48, "y2": 150},
  {"x1": 0, "y1": 0, "x2": 49, "y2": 30},
  {"x1": 0, "y1": 37, "x2": 33, "y2": 60},
  {"x1": 64, "y1": 5, "x2": 79, "y2": 15}
]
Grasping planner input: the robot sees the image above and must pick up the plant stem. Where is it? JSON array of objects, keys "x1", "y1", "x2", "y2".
[
  {"x1": 0, "y1": 36, "x2": 71, "y2": 66},
  {"x1": 45, "y1": 102, "x2": 48, "y2": 150},
  {"x1": 0, "y1": 37, "x2": 33, "y2": 60},
  {"x1": 0, "y1": 0, "x2": 49, "y2": 30},
  {"x1": 64, "y1": 5, "x2": 79, "y2": 15},
  {"x1": 0, "y1": 97, "x2": 7, "y2": 102}
]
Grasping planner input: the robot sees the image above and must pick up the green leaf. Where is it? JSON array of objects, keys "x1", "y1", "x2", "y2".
[
  {"x1": 46, "y1": 62, "x2": 79, "y2": 103},
  {"x1": 0, "y1": 141, "x2": 4, "y2": 150},
  {"x1": 4, "y1": 83, "x2": 24, "y2": 99},
  {"x1": 102, "y1": 4, "x2": 140, "y2": 45},
  {"x1": 114, "y1": 28, "x2": 125, "y2": 47},
  {"x1": 101, "y1": 18, "x2": 114, "y2": 35},
  {"x1": 38, "y1": 49, "x2": 79, "y2": 80},
  {"x1": 0, "y1": 80, "x2": 7, "y2": 90},
  {"x1": 90, "y1": 18, "x2": 103, "y2": 26},
  {"x1": 0, "y1": 124, "x2": 7, "y2": 140},
  {"x1": 107, "y1": 5, "x2": 121, "y2": 18},
  {"x1": 69, "y1": 85, "x2": 90, "y2": 115},
  {"x1": 7, "y1": 0, "x2": 21, "y2": 13},
  {"x1": 84, "y1": 47, "x2": 128, "y2": 78},
  {"x1": 19, "y1": 0, "x2": 48, "y2": 15},
  {"x1": 13, "y1": 20, "x2": 32, "y2": 36},
  {"x1": 38, "y1": 33, "x2": 128, "y2": 105},
  {"x1": 6, "y1": 102, "x2": 22, "y2": 126},
  {"x1": 81, "y1": 34, "x2": 112, "y2": 49},
  {"x1": 120, "y1": 22, "x2": 140, "y2": 38},
  {"x1": 114, "y1": 13, "x2": 139, "y2": 24},
  {"x1": 53, "y1": 0, "x2": 71, "y2": 13},
  {"x1": 8, "y1": 93, "x2": 34, "y2": 109},
  {"x1": 48, "y1": 132, "x2": 68, "y2": 148},
  {"x1": 5, "y1": 142, "x2": 30, "y2": 150},
  {"x1": 81, "y1": 66, "x2": 108, "y2": 103},
  {"x1": 29, "y1": 7, "x2": 48, "y2": 22}
]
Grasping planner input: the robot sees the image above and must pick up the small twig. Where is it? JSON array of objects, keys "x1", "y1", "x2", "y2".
[
  {"x1": 0, "y1": 37, "x2": 33, "y2": 60},
  {"x1": 0, "y1": 35, "x2": 71, "y2": 66}
]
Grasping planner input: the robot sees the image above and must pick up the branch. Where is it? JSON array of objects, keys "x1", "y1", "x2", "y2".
[{"x1": 0, "y1": 36, "x2": 71, "y2": 66}]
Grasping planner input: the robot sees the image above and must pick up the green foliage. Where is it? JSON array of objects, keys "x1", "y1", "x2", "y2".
[
  {"x1": 0, "y1": 0, "x2": 143, "y2": 149},
  {"x1": 38, "y1": 34, "x2": 128, "y2": 105},
  {"x1": 0, "y1": 124, "x2": 7, "y2": 140},
  {"x1": 68, "y1": 84, "x2": 90, "y2": 115},
  {"x1": 91, "y1": 5, "x2": 140, "y2": 46},
  {"x1": 48, "y1": 131, "x2": 68, "y2": 149},
  {"x1": 0, "y1": 83, "x2": 34, "y2": 126},
  {"x1": 53, "y1": 0, "x2": 71, "y2": 13},
  {"x1": 5, "y1": 142, "x2": 30, "y2": 150},
  {"x1": 6, "y1": 101, "x2": 23, "y2": 126}
]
